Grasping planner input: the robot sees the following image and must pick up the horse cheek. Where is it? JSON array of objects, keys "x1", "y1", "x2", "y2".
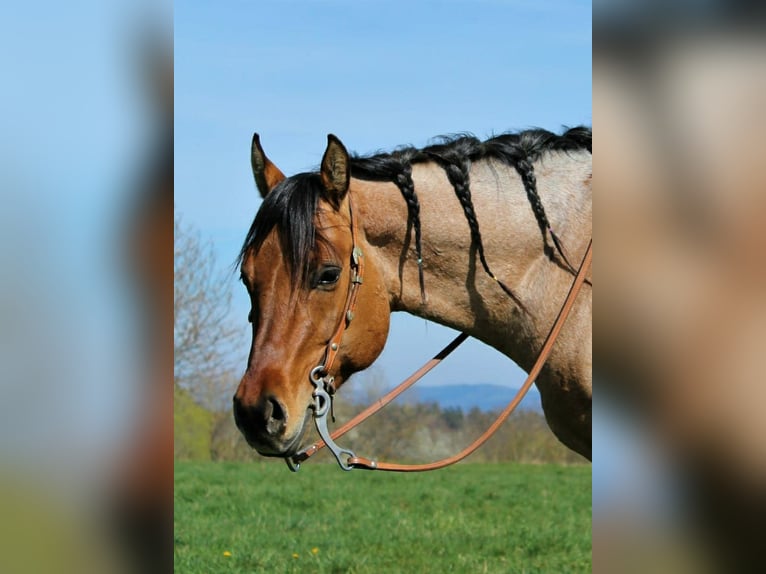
[{"x1": 347, "y1": 289, "x2": 390, "y2": 375}]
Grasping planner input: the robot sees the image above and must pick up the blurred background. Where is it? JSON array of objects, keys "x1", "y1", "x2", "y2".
[
  {"x1": 0, "y1": 1, "x2": 172, "y2": 573},
  {"x1": 4, "y1": 0, "x2": 765, "y2": 571},
  {"x1": 594, "y1": 1, "x2": 766, "y2": 572}
]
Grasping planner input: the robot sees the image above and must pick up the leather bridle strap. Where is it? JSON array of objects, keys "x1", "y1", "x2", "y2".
[
  {"x1": 348, "y1": 238, "x2": 592, "y2": 471},
  {"x1": 291, "y1": 331, "x2": 470, "y2": 465},
  {"x1": 311, "y1": 194, "x2": 365, "y2": 387}
]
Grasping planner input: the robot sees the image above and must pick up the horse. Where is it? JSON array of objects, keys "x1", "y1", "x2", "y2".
[{"x1": 233, "y1": 127, "x2": 592, "y2": 462}]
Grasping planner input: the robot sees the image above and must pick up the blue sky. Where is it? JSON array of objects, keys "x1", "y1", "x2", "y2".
[{"x1": 175, "y1": 0, "x2": 592, "y2": 394}]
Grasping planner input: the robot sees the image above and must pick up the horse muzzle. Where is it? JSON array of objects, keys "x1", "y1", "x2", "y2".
[{"x1": 232, "y1": 394, "x2": 307, "y2": 456}]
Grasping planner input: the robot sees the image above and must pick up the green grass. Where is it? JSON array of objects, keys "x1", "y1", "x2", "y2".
[{"x1": 174, "y1": 461, "x2": 591, "y2": 573}]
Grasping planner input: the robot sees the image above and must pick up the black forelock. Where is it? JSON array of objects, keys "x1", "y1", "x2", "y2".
[{"x1": 237, "y1": 172, "x2": 324, "y2": 290}]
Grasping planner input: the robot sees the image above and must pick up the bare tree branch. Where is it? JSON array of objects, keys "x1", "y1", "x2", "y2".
[{"x1": 174, "y1": 214, "x2": 239, "y2": 410}]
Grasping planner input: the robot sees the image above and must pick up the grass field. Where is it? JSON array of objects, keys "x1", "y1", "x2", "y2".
[{"x1": 174, "y1": 461, "x2": 591, "y2": 573}]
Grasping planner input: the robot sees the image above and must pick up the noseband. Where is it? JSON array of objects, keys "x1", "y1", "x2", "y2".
[{"x1": 289, "y1": 192, "x2": 593, "y2": 472}]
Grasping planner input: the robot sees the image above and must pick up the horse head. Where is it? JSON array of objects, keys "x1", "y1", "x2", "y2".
[{"x1": 233, "y1": 134, "x2": 390, "y2": 457}]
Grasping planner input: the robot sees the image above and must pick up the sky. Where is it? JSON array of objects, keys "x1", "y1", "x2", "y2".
[{"x1": 175, "y1": 0, "x2": 592, "y2": 397}]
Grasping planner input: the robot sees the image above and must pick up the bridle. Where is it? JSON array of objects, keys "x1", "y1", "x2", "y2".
[
  {"x1": 298, "y1": 193, "x2": 365, "y2": 471},
  {"x1": 288, "y1": 193, "x2": 593, "y2": 472}
]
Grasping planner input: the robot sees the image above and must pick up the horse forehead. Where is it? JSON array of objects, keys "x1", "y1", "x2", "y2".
[
  {"x1": 316, "y1": 201, "x2": 350, "y2": 229},
  {"x1": 241, "y1": 232, "x2": 283, "y2": 279}
]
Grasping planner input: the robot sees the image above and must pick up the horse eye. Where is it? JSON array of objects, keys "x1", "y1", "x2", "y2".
[{"x1": 315, "y1": 266, "x2": 341, "y2": 288}]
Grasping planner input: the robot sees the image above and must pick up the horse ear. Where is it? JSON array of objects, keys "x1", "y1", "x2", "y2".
[
  {"x1": 320, "y1": 134, "x2": 350, "y2": 206},
  {"x1": 251, "y1": 133, "x2": 285, "y2": 198}
]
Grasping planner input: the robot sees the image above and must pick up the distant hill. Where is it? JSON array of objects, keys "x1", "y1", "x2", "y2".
[{"x1": 406, "y1": 383, "x2": 542, "y2": 413}]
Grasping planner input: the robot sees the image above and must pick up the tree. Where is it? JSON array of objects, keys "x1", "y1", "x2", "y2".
[
  {"x1": 174, "y1": 214, "x2": 240, "y2": 411},
  {"x1": 174, "y1": 385, "x2": 213, "y2": 460}
]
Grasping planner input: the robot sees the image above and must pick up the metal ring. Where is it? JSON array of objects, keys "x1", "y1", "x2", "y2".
[
  {"x1": 312, "y1": 387, "x2": 330, "y2": 417},
  {"x1": 284, "y1": 457, "x2": 300, "y2": 472},
  {"x1": 309, "y1": 365, "x2": 326, "y2": 386}
]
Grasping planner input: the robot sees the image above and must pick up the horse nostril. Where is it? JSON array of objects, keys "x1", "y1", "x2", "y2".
[
  {"x1": 262, "y1": 396, "x2": 286, "y2": 435},
  {"x1": 267, "y1": 396, "x2": 285, "y2": 422},
  {"x1": 232, "y1": 393, "x2": 289, "y2": 442}
]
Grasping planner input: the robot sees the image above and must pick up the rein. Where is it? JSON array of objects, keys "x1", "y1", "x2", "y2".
[{"x1": 287, "y1": 194, "x2": 592, "y2": 472}]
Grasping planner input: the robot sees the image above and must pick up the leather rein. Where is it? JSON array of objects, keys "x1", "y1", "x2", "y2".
[{"x1": 287, "y1": 194, "x2": 593, "y2": 472}]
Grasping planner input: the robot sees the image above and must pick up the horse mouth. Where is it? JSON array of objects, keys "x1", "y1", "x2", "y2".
[{"x1": 247, "y1": 409, "x2": 312, "y2": 459}]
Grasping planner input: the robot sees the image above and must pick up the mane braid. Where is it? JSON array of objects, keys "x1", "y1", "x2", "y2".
[
  {"x1": 423, "y1": 139, "x2": 526, "y2": 310},
  {"x1": 482, "y1": 128, "x2": 588, "y2": 275},
  {"x1": 513, "y1": 154, "x2": 577, "y2": 274},
  {"x1": 350, "y1": 152, "x2": 427, "y2": 302}
]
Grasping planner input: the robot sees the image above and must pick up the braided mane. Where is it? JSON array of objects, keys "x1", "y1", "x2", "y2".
[
  {"x1": 350, "y1": 126, "x2": 591, "y2": 302},
  {"x1": 239, "y1": 127, "x2": 592, "y2": 303}
]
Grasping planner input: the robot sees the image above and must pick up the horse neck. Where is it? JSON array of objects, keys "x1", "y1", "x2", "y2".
[{"x1": 354, "y1": 151, "x2": 592, "y2": 373}]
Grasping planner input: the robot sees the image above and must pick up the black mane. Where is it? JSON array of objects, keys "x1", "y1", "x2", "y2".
[
  {"x1": 238, "y1": 126, "x2": 591, "y2": 297},
  {"x1": 349, "y1": 126, "x2": 591, "y2": 178}
]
